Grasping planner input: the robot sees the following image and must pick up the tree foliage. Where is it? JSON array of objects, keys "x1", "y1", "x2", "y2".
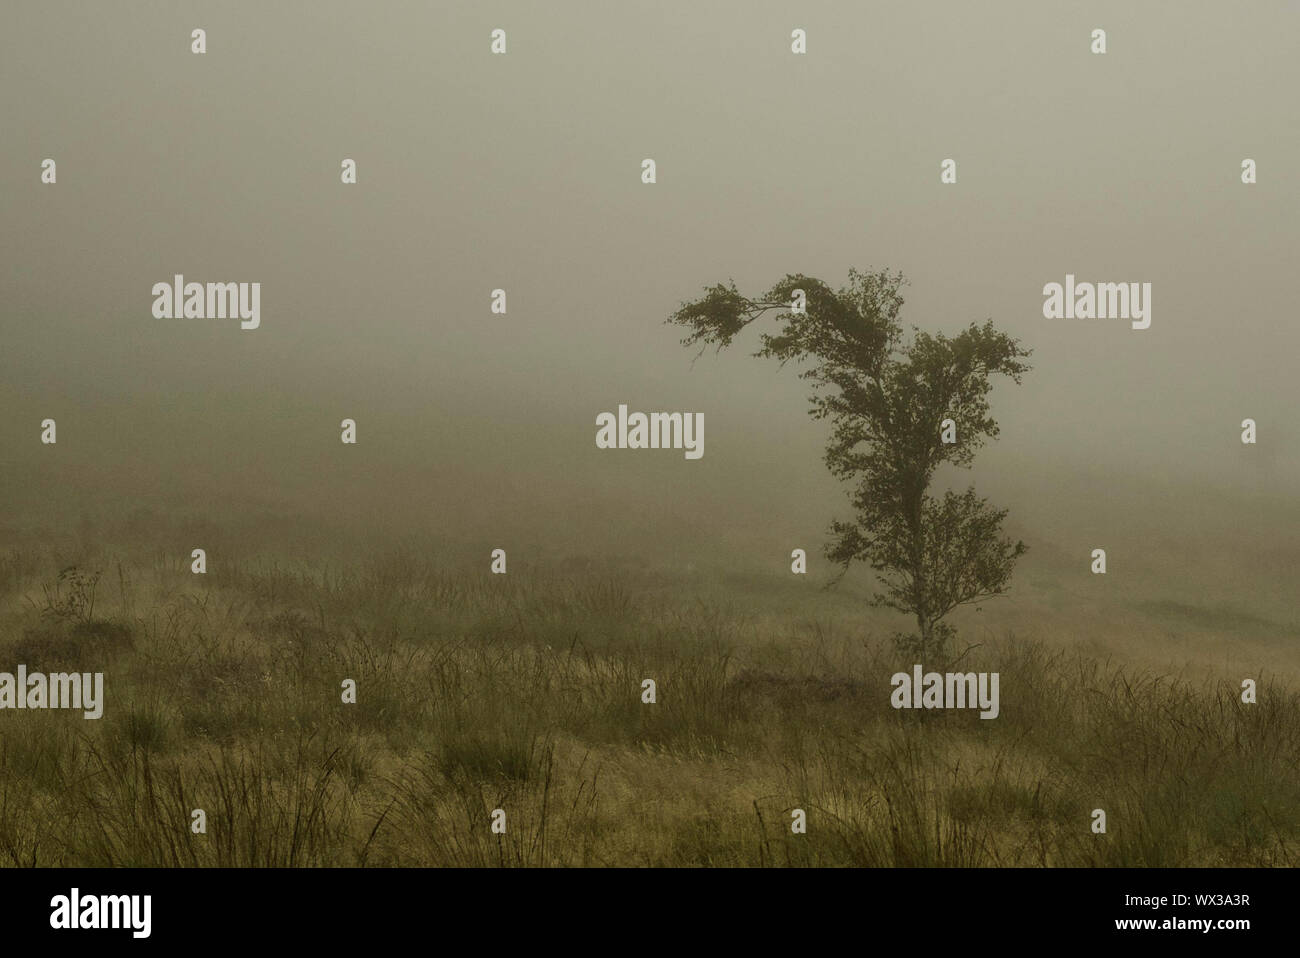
[{"x1": 668, "y1": 268, "x2": 1031, "y2": 660}]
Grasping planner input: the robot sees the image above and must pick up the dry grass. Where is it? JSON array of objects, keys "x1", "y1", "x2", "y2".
[{"x1": 0, "y1": 535, "x2": 1296, "y2": 867}]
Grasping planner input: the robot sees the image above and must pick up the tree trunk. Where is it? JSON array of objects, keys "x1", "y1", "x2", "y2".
[{"x1": 907, "y1": 480, "x2": 929, "y2": 659}]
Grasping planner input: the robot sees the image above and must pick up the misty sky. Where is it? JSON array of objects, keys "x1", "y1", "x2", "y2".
[{"x1": 2, "y1": 1, "x2": 1297, "y2": 575}]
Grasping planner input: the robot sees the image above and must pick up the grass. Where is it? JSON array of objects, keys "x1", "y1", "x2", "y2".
[{"x1": 0, "y1": 538, "x2": 1296, "y2": 867}]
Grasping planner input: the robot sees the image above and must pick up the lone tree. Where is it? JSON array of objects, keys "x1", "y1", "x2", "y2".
[{"x1": 667, "y1": 268, "x2": 1031, "y2": 660}]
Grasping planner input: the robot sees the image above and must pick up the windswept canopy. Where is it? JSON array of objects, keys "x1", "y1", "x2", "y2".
[{"x1": 668, "y1": 268, "x2": 1032, "y2": 656}]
